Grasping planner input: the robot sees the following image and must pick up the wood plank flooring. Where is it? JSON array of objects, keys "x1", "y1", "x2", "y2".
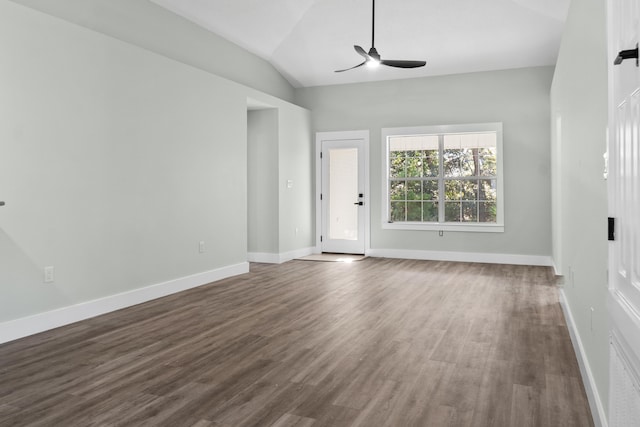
[{"x1": 0, "y1": 258, "x2": 594, "y2": 426}]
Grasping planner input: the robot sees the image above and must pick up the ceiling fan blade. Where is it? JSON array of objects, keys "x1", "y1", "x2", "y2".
[
  {"x1": 381, "y1": 59, "x2": 427, "y2": 68},
  {"x1": 380, "y1": 59, "x2": 426, "y2": 68},
  {"x1": 354, "y1": 45, "x2": 371, "y2": 60},
  {"x1": 335, "y1": 61, "x2": 367, "y2": 73}
]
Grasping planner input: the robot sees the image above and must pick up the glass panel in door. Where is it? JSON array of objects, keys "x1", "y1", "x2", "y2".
[
  {"x1": 329, "y1": 148, "x2": 358, "y2": 241},
  {"x1": 321, "y1": 139, "x2": 365, "y2": 254}
]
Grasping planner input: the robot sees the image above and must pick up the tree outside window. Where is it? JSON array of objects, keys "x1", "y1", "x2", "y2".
[{"x1": 385, "y1": 126, "x2": 502, "y2": 231}]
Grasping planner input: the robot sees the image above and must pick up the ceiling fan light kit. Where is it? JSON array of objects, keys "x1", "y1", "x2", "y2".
[
  {"x1": 366, "y1": 60, "x2": 380, "y2": 68},
  {"x1": 335, "y1": 0, "x2": 426, "y2": 73}
]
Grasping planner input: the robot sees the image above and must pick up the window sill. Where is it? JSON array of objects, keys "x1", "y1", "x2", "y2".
[{"x1": 382, "y1": 222, "x2": 504, "y2": 233}]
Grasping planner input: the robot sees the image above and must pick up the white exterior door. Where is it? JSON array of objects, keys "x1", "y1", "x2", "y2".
[
  {"x1": 316, "y1": 132, "x2": 368, "y2": 254},
  {"x1": 608, "y1": 0, "x2": 640, "y2": 424}
]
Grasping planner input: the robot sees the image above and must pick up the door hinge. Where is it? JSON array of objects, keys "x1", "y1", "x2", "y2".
[
  {"x1": 320, "y1": 151, "x2": 323, "y2": 159},
  {"x1": 608, "y1": 217, "x2": 615, "y2": 241},
  {"x1": 320, "y1": 235, "x2": 323, "y2": 242},
  {"x1": 320, "y1": 193, "x2": 323, "y2": 201}
]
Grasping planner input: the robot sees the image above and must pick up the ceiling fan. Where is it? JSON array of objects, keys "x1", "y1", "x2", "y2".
[{"x1": 335, "y1": 0, "x2": 427, "y2": 73}]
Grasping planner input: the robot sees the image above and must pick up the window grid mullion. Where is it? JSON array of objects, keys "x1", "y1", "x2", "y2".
[{"x1": 437, "y1": 135, "x2": 444, "y2": 223}]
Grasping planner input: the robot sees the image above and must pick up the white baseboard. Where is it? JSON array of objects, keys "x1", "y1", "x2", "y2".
[
  {"x1": 247, "y1": 252, "x2": 282, "y2": 264},
  {"x1": 366, "y1": 248, "x2": 553, "y2": 266},
  {"x1": 559, "y1": 289, "x2": 608, "y2": 427},
  {"x1": 248, "y1": 247, "x2": 314, "y2": 264},
  {"x1": 553, "y1": 263, "x2": 562, "y2": 277},
  {"x1": 0, "y1": 262, "x2": 249, "y2": 345}
]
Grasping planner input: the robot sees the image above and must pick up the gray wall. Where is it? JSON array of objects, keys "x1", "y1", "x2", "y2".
[
  {"x1": 247, "y1": 109, "x2": 279, "y2": 254},
  {"x1": 247, "y1": 106, "x2": 314, "y2": 258},
  {"x1": 0, "y1": 0, "x2": 312, "y2": 324},
  {"x1": 277, "y1": 108, "x2": 314, "y2": 253},
  {"x1": 9, "y1": 0, "x2": 296, "y2": 103},
  {"x1": 550, "y1": 0, "x2": 609, "y2": 416},
  {"x1": 296, "y1": 67, "x2": 553, "y2": 258}
]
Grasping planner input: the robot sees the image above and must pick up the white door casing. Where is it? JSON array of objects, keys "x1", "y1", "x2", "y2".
[{"x1": 315, "y1": 131, "x2": 369, "y2": 255}]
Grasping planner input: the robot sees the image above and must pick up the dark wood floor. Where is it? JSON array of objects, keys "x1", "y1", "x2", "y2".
[{"x1": 0, "y1": 258, "x2": 594, "y2": 427}]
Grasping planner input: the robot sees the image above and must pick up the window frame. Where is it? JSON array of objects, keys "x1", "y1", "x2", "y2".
[{"x1": 381, "y1": 123, "x2": 504, "y2": 233}]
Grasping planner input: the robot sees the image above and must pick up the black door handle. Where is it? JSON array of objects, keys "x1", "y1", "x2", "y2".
[
  {"x1": 614, "y1": 44, "x2": 639, "y2": 66},
  {"x1": 0, "y1": 201, "x2": 5, "y2": 206},
  {"x1": 353, "y1": 201, "x2": 363, "y2": 206}
]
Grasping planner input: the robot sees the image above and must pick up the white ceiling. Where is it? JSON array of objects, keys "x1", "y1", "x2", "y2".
[{"x1": 150, "y1": 0, "x2": 569, "y2": 88}]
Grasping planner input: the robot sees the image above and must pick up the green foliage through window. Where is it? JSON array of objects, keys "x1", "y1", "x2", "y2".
[{"x1": 388, "y1": 131, "x2": 498, "y2": 224}]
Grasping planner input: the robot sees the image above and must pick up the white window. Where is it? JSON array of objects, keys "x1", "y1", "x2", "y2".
[{"x1": 382, "y1": 123, "x2": 504, "y2": 232}]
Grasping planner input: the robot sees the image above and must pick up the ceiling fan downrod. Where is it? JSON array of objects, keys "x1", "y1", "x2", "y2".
[{"x1": 371, "y1": 0, "x2": 376, "y2": 49}]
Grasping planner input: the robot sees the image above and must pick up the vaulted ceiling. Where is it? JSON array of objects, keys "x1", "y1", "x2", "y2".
[{"x1": 150, "y1": 0, "x2": 569, "y2": 88}]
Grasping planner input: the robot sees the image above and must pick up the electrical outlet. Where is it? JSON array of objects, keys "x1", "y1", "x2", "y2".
[
  {"x1": 44, "y1": 266, "x2": 54, "y2": 283},
  {"x1": 199, "y1": 241, "x2": 205, "y2": 253}
]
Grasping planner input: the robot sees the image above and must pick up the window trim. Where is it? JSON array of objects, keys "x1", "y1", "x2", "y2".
[{"x1": 381, "y1": 123, "x2": 504, "y2": 233}]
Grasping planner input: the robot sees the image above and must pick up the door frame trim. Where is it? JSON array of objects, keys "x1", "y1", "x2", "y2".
[{"x1": 315, "y1": 130, "x2": 370, "y2": 254}]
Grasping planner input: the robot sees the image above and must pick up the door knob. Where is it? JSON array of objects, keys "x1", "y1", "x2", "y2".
[{"x1": 614, "y1": 44, "x2": 639, "y2": 66}]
